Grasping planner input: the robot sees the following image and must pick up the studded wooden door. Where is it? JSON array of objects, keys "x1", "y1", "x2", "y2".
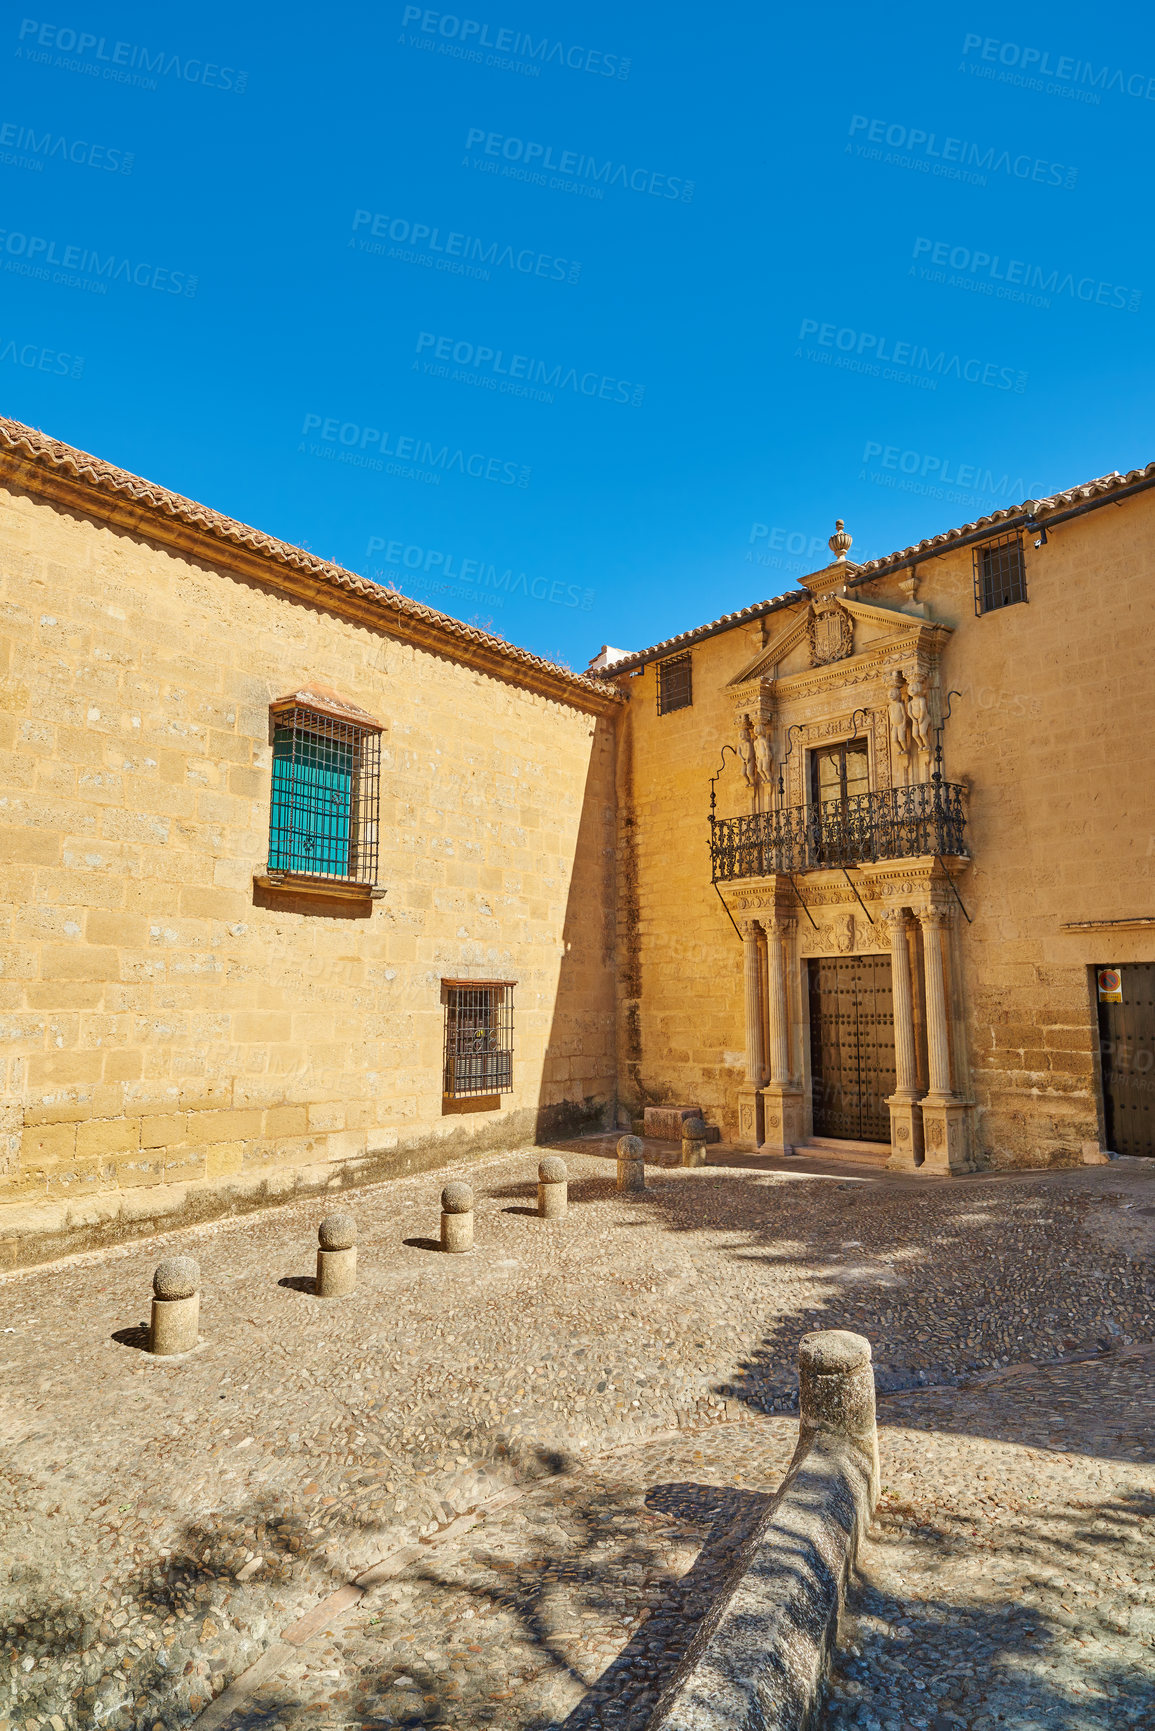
[
  {"x1": 1098, "y1": 962, "x2": 1155, "y2": 1158},
  {"x1": 807, "y1": 954, "x2": 897, "y2": 1142}
]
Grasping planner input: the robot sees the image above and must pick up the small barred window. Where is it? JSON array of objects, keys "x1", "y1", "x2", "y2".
[
  {"x1": 973, "y1": 533, "x2": 1027, "y2": 615},
  {"x1": 657, "y1": 652, "x2": 692, "y2": 714},
  {"x1": 267, "y1": 690, "x2": 382, "y2": 886},
  {"x1": 442, "y1": 982, "x2": 514, "y2": 1098}
]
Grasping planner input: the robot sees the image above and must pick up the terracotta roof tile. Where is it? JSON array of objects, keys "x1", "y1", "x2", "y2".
[{"x1": 0, "y1": 415, "x2": 620, "y2": 709}]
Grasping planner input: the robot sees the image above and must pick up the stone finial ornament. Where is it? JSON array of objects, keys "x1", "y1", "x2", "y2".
[{"x1": 828, "y1": 519, "x2": 853, "y2": 562}]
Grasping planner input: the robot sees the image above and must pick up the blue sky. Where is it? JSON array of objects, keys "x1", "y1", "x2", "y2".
[{"x1": 2, "y1": 1, "x2": 1153, "y2": 664}]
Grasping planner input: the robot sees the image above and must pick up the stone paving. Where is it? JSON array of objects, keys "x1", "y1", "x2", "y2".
[{"x1": 1, "y1": 1138, "x2": 1153, "y2": 1731}]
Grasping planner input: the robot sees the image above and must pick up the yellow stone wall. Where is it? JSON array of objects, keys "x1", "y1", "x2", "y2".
[
  {"x1": 614, "y1": 487, "x2": 1155, "y2": 1167},
  {"x1": 0, "y1": 481, "x2": 618, "y2": 1254}
]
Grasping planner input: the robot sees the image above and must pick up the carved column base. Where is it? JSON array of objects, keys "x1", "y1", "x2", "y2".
[
  {"x1": 737, "y1": 1087, "x2": 764, "y2": 1151},
  {"x1": 919, "y1": 1098, "x2": 974, "y2": 1174},
  {"x1": 759, "y1": 1086, "x2": 805, "y2": 1158},
  {"x1": 885, "y1": 1095, "x2": 923, "y2": 1171}
]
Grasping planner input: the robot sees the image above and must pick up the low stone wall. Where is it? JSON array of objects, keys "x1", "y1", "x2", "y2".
[{"x1": 646, "y1": 1331, "x2": 879, "y2": 1731}]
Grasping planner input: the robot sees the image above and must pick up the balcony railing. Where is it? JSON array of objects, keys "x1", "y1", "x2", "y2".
[{"x1": 710, "y1": 780, "x2": 968, "y2": 882}]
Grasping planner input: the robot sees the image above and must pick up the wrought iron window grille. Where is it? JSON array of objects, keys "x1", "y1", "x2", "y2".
[
  {"x1": 973, "y1": 533, "x2": 1027, "y2": 615},
  {"x1": 442, "y1": 982, "x2": 514, "y2": 1098},
  {"x1": 266, "y1": 702, "x2": 382, "y2": 887},
  {"x1": 657, "y1": 652, "x2": 692, "y2": 715}
]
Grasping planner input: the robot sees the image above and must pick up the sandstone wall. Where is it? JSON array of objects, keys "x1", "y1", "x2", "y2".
[
  {"x1": 0, "y1": 481, "x2": 618, "y2": 1259},
  {"x1": 615, "y1": 487, "x2": 1155, "y2": 1167}
]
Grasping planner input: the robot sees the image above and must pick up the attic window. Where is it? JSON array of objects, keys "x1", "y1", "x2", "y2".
[
  {"x1": 657, "y1": 652, "x2": 692, "y2": 714},
  {"x1": 973, "y1": 533, "x2": 1027, "y2": 615},
  {"x1": 266, "y1": 691, "x2": 382, "y2": 888}
]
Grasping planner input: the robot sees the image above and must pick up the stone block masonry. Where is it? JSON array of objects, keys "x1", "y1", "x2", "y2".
[{"x1": 0, "y1": 425, "x2": 621, "y2": 1261}]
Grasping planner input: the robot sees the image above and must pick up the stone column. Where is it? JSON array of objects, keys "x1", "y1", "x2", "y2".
[
  {"x1": 765, "y1": 919, "x2": 790, "y2": 1087},
  {"x1": 759, "y1": 916, "x2": 804, "y2": 1158},
  {"x1": 742, "y1": 920, "x2": 766, "y2": 1085},
  {"x1": 737, "y1": 919, "x2": 766, "y2": 1148},
  {"x1": 884, "y1": 910, "x2": 923, "y2": 1170},
  {"x1": 918, "y1": 907, "x2": 972, "y2": 1174},
  {"x1": 920, "y1": 909, "x2": 952, "y2": 1101}
]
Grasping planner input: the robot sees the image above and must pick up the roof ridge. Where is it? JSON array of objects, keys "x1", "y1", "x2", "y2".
[{"x1": 0, "y1": 416, "x2": 618, "y2": 707}]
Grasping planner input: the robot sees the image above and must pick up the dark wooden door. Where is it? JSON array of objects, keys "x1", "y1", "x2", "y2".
[
  {"x1": 1098, "y1": 963, "x2": 1155, "y2": 1157},
  {"x1": 808, "y1": 954, "x2": 896, "y2": 1142}
]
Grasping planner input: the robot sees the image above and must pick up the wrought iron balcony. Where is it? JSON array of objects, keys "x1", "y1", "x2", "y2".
[{"x1": 709, "y1": 780, "x2": 968, "y2": 883}]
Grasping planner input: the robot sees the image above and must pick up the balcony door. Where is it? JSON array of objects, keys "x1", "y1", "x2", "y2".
[{"x1": 809, "y1": 741, "x2": 869, "y2": 865}]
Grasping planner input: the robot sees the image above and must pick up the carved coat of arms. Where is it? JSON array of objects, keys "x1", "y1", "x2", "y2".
[{"x1": 808, "y1": 602, "x2": 854, "y2": 666}]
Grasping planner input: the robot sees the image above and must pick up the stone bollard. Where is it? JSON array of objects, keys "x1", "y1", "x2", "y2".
[
  {"x1": 537, "y1": 1155, "x2": 568, "y2": 1219},
  {"x1": 681, "y1": 1116, "x2": 708, "y2": 1168},
  {"x1": 796, "y1": 1328, "x2": 880, "y2": 1501},
  {"x1": 441, "y1": 1181, "x2": 474, "y2": 1253},
  {"x1": 616, "y1": 1134, "x2": 645, "y2": 1193},
  {"x1": 316, "y1": 1212, "x2": 356, "y2": 1297},
  {"x1": 150, "y1": 1256, "x2": 200, "y2": 1356}
]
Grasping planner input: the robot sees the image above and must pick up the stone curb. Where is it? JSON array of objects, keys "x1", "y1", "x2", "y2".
[{"x1": 646, "y1": 1435, "x2": 876, "y2": 1731}]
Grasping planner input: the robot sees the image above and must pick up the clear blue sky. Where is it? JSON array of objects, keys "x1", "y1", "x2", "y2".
[{"x1": 3, "y1": 1, "x2": 1152, "y2": 665}]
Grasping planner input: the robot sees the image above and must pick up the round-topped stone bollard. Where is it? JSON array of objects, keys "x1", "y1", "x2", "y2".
[
  {"x1": 616, "y1": 1134, "x2": 645, "y2": 1193},
  {"x1": 537, "y1": 1155, "x2": 568, "y2": 1220},
  {"x1": 150, "y1": 1255, "x2": 200, "y2": 1356},
  {"x1": 681, "y1": 1116, "x2": 708, "y2": 1168},
  {"x1": 797, "y1": 1328, "x2": 879, "y2": 1500},
  {"x1": 441, "y1": 1181, "x2": 474, "y2": 1253},
  {"x1": 316, "y1": 1212, "x2": 357, "y2": 1297}
]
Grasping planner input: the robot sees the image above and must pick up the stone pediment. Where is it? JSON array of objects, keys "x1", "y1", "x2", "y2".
[{"x1": 729, "y1": 597, "x2": 950, "y2": 686}]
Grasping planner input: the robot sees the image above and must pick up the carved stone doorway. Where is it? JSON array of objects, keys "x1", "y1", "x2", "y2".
[{"x1": 807, "y1": 955, "x2": 896, "y2": 1141}]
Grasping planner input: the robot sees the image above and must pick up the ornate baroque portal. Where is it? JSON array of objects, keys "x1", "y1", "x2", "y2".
[{"x1": 713, "y1": 535, "x2": 973, "y2": 1173}]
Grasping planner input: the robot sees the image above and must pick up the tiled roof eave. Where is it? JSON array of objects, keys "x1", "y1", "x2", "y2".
[{"x1": 0, "y1": 417, "x2": 623, "y2": 716}]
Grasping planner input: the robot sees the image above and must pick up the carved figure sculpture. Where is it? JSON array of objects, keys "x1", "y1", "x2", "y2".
[
  {"x1": 753, "y1": 719, "x2": 774, "y2": 783},
  {"x1": 907, "y1": 676, "x2": 932, "y2": 756},
  {"x1": 887, "y1": 681, "x2": 911, "y2": 758},
  {"x1": 737, "y1": 720, "x2": 756, "y2": 788}
]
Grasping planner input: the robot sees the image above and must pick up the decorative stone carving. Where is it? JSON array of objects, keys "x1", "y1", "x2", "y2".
[
  {"x1": 887, "y1": 680, "x2": 911, "y2": 761},
  {"x1": 737, "y1": 717, "x2": 756, "y2": 788},
  {"x1": 907, "y1": 675, "x2": 932, "y2": 757},
  {"x1": 834, "y1": 911, "x2": 855, "y2": 954},
  {"x1": 753, "y1": 719, "x2": 774, "y2": 785},
  {"x1": 808, "y1": 601, "x2": 854, "y2": 666}
]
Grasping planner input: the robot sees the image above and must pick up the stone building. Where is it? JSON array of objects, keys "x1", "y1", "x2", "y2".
[{"x1": 1, "y1": 417, "x2": 1152, "y2": 1261}]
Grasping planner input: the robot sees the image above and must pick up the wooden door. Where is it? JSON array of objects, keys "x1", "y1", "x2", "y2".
[
  {"x1": 808, "y1": 954, "x2": 896, "y2": 1142},
  {"x1": 1098, "y1": 963, "x2": 1155, "y2": 1157}
]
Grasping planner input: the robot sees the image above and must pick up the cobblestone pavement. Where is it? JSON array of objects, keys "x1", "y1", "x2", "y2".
[{"x1": 1, "y1": 1139, "x2": 1152, "y2": 1730}]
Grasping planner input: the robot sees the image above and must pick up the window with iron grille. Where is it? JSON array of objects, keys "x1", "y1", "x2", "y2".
[
  {"x1": 267, "y1": 700, "x2": 382, "y2": 886},
  {"x1": 442, "y1": 982, "x2": 514, "y2": 1098},
  {"x1": 657, "y1": 652, "x2": 692, "y2": 714},
  {"x1": 973, "y1": 533, "x2": 1027, "y2": 615}
]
